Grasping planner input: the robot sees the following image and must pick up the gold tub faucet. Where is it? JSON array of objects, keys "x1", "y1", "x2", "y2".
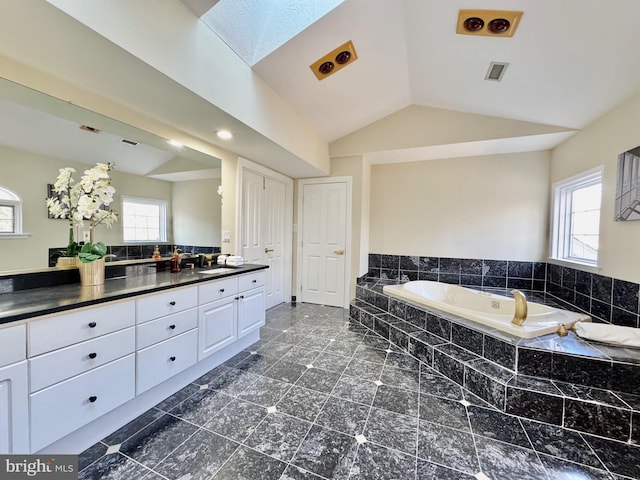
[{"x1": 511, "y1": 289, "x2": 528, "y2": 326}]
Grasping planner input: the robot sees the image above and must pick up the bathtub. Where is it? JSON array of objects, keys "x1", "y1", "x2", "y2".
[{"x1": 382, "y1": 280, "x2": 590, "y2": 338}]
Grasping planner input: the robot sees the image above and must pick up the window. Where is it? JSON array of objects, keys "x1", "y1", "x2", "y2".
[
  {"x1": 550, "y1": 167, "x2": 603, "y2": 266},
  {"x1": 122, "y1": 197, "x2": 167, "y2": 243},
  {"x1": 0, "y1": 186, "x2": 23, "y2": 235}
]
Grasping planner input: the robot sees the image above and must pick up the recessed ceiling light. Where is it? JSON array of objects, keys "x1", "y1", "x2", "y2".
[
  {"x1": 216, "y1": 130, "x2": 234, "y2": 140},
  {"x1": 166, "y1": 139, "x2": 183, "y2": 148}
]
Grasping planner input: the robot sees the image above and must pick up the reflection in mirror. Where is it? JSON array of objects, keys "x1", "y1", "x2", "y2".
[
  {"x1": 615, "y1": 146, "x2": 640, "y2": 221},
  {"x1": 0, "y1": 77, "x2": 222, "y2": 273}
]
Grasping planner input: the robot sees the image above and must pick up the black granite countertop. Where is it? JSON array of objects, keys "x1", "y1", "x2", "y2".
[{"x1": 0, "y1": 264, "x2": 268, "y2": 325}]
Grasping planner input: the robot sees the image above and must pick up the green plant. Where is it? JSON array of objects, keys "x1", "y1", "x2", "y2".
[{"x1": 78, "y1": 242, "x2": 108, "y2": 263}]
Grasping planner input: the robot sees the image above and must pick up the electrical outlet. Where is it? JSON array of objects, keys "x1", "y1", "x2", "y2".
[{"x1": 223, "y1": 231, "x2": 231, "y2": 243}]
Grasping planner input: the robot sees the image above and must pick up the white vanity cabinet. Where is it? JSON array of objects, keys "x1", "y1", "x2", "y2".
[
  {"x1": 135, "y1": 286, "x2": 198, "y2": 394},
  {"x1": 27, "y1": 300, "x2": 136, "y2": 452},
  {"x1": 198, "y1": 271, "x2": 266, "y2": 360},
  {"x1": 0, "y1": 324, "x2": 29, "y2": 454}
]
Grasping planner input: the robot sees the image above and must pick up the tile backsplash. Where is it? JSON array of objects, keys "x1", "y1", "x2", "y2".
[{"x1": 367, "y1": 254, "x2": 640, "y2": 328}]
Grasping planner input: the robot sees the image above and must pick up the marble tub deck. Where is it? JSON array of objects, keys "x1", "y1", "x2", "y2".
[{"x1": 78, "y1": 303, "x2": 640, "y2": 480}]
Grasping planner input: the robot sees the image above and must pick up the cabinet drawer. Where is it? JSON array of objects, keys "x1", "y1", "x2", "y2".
[
  {"x1": 0, "y1": 324, "x2": 26, "y2": 368},
  {"x1": 136, "y1": 329, "x2": 197, "y2": 395},
  {"x1": 136, "y1": 286, "x2": 197, "y2": 324},
  {"x1": 29, "y1": 327, "x2": 135, "y2": 393},
  {"x1": 28, "y1": 300, "x2": 135, "y2": 357},
  {"x1": 198, "y1": 277, "x2": 238, "y2": 304},
  {"x1": 238, "y1": 270, "x2": 266, "y2": 291},
  {"x1": 30, "y1": 354, "x2": 135, "y2": 452},
  {"x1": 136, "y1": 308, "x2": 197, "y2": 350}
]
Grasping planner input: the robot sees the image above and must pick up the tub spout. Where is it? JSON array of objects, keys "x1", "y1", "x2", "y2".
[{"x1": 511, "y1": 289, "x2": 528, "y2": 326}]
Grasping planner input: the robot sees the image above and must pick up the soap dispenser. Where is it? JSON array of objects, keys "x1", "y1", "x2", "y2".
[
  {"x1": 171, "y1": 246, "x2": 181, "y2": 273},
  {"x1": 152, "y1": 245, "x2": 161, "y2": 260}
]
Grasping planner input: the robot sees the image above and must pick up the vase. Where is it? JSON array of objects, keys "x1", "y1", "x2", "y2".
[
  {"x1": 56, "y1": 256, "x2": 78, "y2": 268},
  {"x1": 78, "y1": 257, "x2": 105, "y2": 286}
]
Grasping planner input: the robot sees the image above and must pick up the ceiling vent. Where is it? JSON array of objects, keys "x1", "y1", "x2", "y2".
[
  {"x1": 485, "y1": 62, "x2": 509, "y2": 81},
  {"x1": 457, "y1": 10, "x2": 523, "y2": 37},
  {"x1": 79, "y1": 124, "x2": 100, "y2": 134},
  {"x1": 310, "y1": 40, "x2": 358, "y2": 81},
  {"x1": 120, "y1": 139, "x2": 138, "y2": 146}
]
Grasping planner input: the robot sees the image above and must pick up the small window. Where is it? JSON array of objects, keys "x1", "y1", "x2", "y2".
[
  {"x1": 550, "y1": 167, "x2": 603, "y2": 266},
  {"x1": 0, "y1": 186, "x2": 23, "y2": 235},
  {"x1": 122, "y1": 196, "x2": 167, "y2": 243}
]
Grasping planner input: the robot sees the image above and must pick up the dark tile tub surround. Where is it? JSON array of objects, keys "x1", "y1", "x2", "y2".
[
  {"x1": 369, "y1": 253, "x2": 640, "y2": 328},
  {"x1": 352, "y1": 275, "x2": 640, "y2": 444}
]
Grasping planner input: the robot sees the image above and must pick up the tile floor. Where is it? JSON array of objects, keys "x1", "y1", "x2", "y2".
[{"x1": 78, "y1": 303, "x2": 640, "y2": 480}]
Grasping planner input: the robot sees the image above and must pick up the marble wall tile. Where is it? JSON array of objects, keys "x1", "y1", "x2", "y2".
[
  {"x1": 508, "y1": 261, "x2": 533, "y2": 279},
  {"x1": 418, "y1": 271, "x2": 439, "y2": 281},
  {"x1": 461, "y1": 274, "x2": 483, "y2": 287},
  {"x1": 408, "y1": 337, "x2": 433, "y2": 366},
  {"x1": 433, "y1": 350, "x2": 465, "y2": 385},
  {"x1": 467, "y1": 406, "x2": 531, "y2": 448},
  {"x1": 399, "y1": 255, "x2": 420, "y2": 271},
  {"x1": 460, "y1": 258, "x2": 482, "y2": 275},
  {"x1": 426, "y1": 313, "x2": 451, "y2": 340},
  {"x1": 450, "y1": 324, "x2": 484, "y2": 356},
  {"x1": 592, "y1": 274, "x2": 613, "y2": 304},
  {"x1": 405, "y1": 305, "x2": 427, "y2": 329},
  {"x1": 611, "y1": 307, "x2": 639, "y2": 328},
  {"x1": 564, "y1": 399, "x2": 631, "y2": 441},
  {"x1": 380, "y1": 254, "x2": 400, "y2": 271},
  {"x1": 419, "y1": 256, "x2": 439, "y2": 273},
  {"x1": 484, "y1": 260, "x2": 507, "y2": 278},
  {"x1": 584, "y1": 435, "x2": 640, "y2": 479},
  {"x1": 611, "y1": 362, "x2": 640, "y2": 395},
  {"x1": 613, "y1": 279, "x2": 640, "y2": 313},
  {"x1": 483, "y1": 276, "x2": 507, "y2": 288},
  {"x1": 483, "y1": 336, "x2": 516, "y2": 370},
  {"x1": 464, "y1": 367, "x2": 506, "y2": 410},
  {"x1": 505, "y1": 387, "x2": 563, "y2": 425},
  {"x1": 439, "y1": 258, "x2": 461, "y2": 274},
  {"x1": 516, "y1": 348, "x2": 552, "y2": 377},
  {"x1": 551, "y1": 354, "x2": 612, "y2": 390}
]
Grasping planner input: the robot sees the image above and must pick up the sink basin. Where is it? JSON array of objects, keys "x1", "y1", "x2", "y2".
[{"x1": 198, "y1": 268, "x2": 237, "y2": 274}]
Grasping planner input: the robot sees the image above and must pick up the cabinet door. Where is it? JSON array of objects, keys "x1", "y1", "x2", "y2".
[
  {"x1": 0, "y1": 361, "x2": 28, "y2": 454},
  {"x1": 238, "y1": 287, "x2": 266, "y2": 338},
  {"x1": 198, "y1": 297, "x2": 237, "y2": 361}
]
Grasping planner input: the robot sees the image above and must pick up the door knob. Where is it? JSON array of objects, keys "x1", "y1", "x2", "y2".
[
  {"x1": 334, "y1": 249, "x2": 344, "y2": 255},
  {"x1": 264, "y1": 248, "x2": 274, "y2": 253}
]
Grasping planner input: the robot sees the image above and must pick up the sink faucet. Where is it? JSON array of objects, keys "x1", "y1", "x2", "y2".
[{"x1": 511, "y1": 289, "x2": 528, "y2": 326}]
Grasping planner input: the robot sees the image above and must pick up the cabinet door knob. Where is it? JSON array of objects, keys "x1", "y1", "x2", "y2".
[
  {"x1": 88, "y1": 322, "x2": 97, "y2": 328},
  {"x1": 88, "y1": 352, "x2": 97, "y2": 359},
  {"x1": 169, "y1": 324, "x2": 176, "y2": 330},
  {"x1": 170, "y1": 356, "x2": 176, "y2": 362},
  {"x1": 219, "y1": 288, "x2": 225, "y2": 293},
  {"x1": 89, "y1": 396, "x2": 98, "y2": 403},
  {"x1": 252, "y1": 279, "x2": 257, "y2": 283},
  {"x1": 169, "y1": 301, "x2": 176, "y2": 306}
]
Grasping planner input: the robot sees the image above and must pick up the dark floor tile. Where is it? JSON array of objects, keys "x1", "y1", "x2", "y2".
[
  {"x1": 364, "y1": 407, "x2": 418, "y2": 456},
  {"x1": 234, "y1": 353, "x2": 280, "y2": 374},
  {"x1": 154, "y1": 383, "x2": 201, "y2": 411},
  {"x1": 203, "y1": 398, "x2": 267, "y2": 442},
  {"x1": 354, "y1": 344, "x2": 388, "y2": 364},
  {"x1": 419, "y1": 395, "x2": 470, "y2": 431},
  {"x1": 475, "y1": 436, "x2": 546, "y2": 480},
  {"x1": 280, "y1": 465, "x2": 325, "y2": 479},
  {"x1": 292, "y1": 424, "x2": 358, "y2": 480},
  {"x1": 539, "y1": 454, "x2": 615, "y2": 480},
  {"x1": 311, "y1": 352, "x2": 352, "y2": 373},
  {"x1": 154, "y1": 429, "x2": 239, "y2": 480},
  {"x1": 169, "y1": 388, "x2": 234, "y2": 426},
  {"x1": 119, "y1": 414, "x2": 199, "y2": 470},
  {"x1": 349, "y1": 442, "x2": 416, "y2": 480},
  {"x1": 416, "y1": 459, "x2": 477, "y2": 479},
  {"x1": 212, "y1": 445, "x2": 287, "y2": 480},
  {"x1": 207, "y1": 368, "x2": 261, "y2": 395},
  {"x1": 281, "y1": 346, "x2": 322, "y2": 365},
  {"x1": 419, "y1": 369, "x2": 464, "y2": 400},
  {"x1": 373, "y1": 384, "x2": 419, "y2": 417},
  {"x1": 276, "y1": 385, "x2": 328, "y2": 422},
  {"x1": 583, "y1": 434, "x2": 640, "y2": 478},
  {"x1": 78, "y1": 452, "x2": 154, "y2": 480},
  {"x1": 522, "y1": 420, "x2": 607, "y2": 469},
  {"x1": 78, "y1": 442, "x2": 108, "y2": 472},
  {"x1": 262, "y1": 359, "x2": 307, "y2": 383},
  {"x1": 316, "y1": 396, "x2": 370, "y2": 436},
  {"x1": 238, "y1": 376, "x2": 292, "y2": 407},
  {"x1": 256, "y1": 341, "x2": 295, "y2": 358},
  {"x1": 103, "y1": 408, "x2": 165, "y2": 446},
  {"x1": 244, "y1": 411, "x2": 310, "y2": 461},
  {"x1": 331, "y1": 375, "x2": 378, "y2": 406},
  {"x1": 379, "y1": 364, "x2": 420, "y2": 392},
  {"x1": 344, "y1": 357, "x2": 385, "y2": 381},
  {"x1": 326, "y1": 339, "x2": 362, "y2": 356},
  {"x1": 295, "y1": 367, "x2": 342, "y2": 393},
  {"x1": 467, "y1": 406, "x2": 531, "y2": 448},
  {"x1": 417, "y1": 421, "x2": 479, "y2": 475},
  {"x1": 297, "y1": 335, "x2": 332, "y2": 350}
]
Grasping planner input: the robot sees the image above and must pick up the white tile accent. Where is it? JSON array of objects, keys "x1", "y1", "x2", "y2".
[
  {"x1": 306, "y1": 364, "x2": 314, "y2": 369},
  {"x1": 267, "y1": 406, "x2": 277, "y2": 414},
  {"x1": 460, "y1": 399, "x2": 472, "y2": 407},
  {"x1": 105, "y1": 444, "x2": 121, "y2": 454},
  {"x1": 250, "y1": 351, "x2": 258, "y2": 355},
  {"x1": 475, "y1": 472, "x2": 491, "y2": 480},
  {"x1": 199, "y1": 384, "x2": 209, "y2": 390},
  {"x1": 374, "y1": 380, "x2": 383, "y2": 386},
  {"x1": 355, "y1": 434, "x2": 368, "y2": 444}
]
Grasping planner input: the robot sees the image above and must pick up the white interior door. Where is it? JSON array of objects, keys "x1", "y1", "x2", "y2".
[
  {"x1": 240, "y1": 169, "x2": 286, "y2": 309},
  {"x1": 300, "y1": 181, "x2": 348, "y2": 307}
]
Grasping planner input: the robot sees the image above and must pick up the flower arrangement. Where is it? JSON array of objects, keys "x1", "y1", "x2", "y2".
[{"x1": 46, "y1": 163, "x2": 118, "y2": 263}]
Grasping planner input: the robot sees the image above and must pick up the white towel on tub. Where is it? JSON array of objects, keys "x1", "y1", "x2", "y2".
[{"x1": 574, "y1": 322, "x2": 640, "y2": 348}]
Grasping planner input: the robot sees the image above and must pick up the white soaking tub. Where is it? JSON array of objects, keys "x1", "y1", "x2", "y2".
[{"x1": 382, "y1": 280, "x2": 590, "y2": 338}]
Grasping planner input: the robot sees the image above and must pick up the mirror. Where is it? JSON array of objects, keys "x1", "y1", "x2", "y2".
[
  {"x1": 0, "y1": 76, "x2": 222, "y2": 273},
  {"x1": 615, "y1": 145, "x2": 640, "y2": 221}
]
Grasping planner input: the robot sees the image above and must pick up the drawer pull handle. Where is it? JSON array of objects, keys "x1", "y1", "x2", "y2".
[
  {"x1": 169, "y1": 301, "x2": 176, "y2": 306},
  {"x1": 88, "y1": 322, "x2": 97, "y2": 328},
  {"x1": 170, "y1": 356, "x2": 176, "y2": 362},
  {"x1": 219, "y1": 288, "x2": 225, "y2": 293},
  {"x1": 88, "y1": 352, "x2": 97, "y2": 359},
  {"x1": 169, "y1": 324, "x2": 176, "y2": 330},
  {"x1": 89, "y1": 396, "x2": 98, "y2": 403},
  {"x1": 235, "y1": 296, "x2": 239, "y2": 300}
]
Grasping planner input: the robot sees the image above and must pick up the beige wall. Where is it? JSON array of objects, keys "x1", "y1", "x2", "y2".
[
  {"x1": 369, "y1": 151, "x2": 551, "y2": 261},
  {"x1": 551, "y1": 91, "x2": 640, "y2": 284},
  {"x1": 1, "y1": 146, "x2": 172, "y2": 271},
  {"x1": 172, "y1": 178, "x2": 221, "y2": 248}
]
